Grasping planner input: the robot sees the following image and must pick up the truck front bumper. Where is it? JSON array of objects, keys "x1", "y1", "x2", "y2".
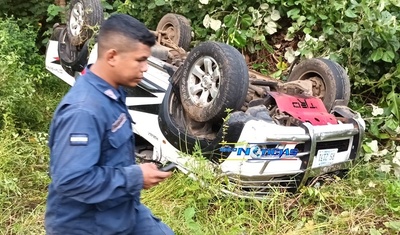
[{"x1": 219, "y1": 106, "x2": 365, "y2": 198}]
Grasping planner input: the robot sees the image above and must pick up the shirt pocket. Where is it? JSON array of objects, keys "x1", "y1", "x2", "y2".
[
  {"x1": 104, "y1": 121, "x2": 134, "y2": 166},
  {"x1": 108, "y1": 121, "x2": 132, "y2": 149}
]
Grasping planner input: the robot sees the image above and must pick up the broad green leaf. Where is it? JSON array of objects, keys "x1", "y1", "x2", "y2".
[
  {"x1": 333, "y1": 2, "x2": 345, "y2": 10},
  {"x1": 264, "y1": 16, "x2": 272, "y2": 23},
  {"x1": 270, "y1": 69, "x2": 282, "y2": 79},
  {"x1": 345, "y1": 9, "x2": 357, "y2": 18},
  {"x1": 318, "y1": 14, "x2": 328, "y2": 20},
  {"x1": 215, "y1": 29, "x2": 223, "y2": 38},
  {"x1": 381, "y1": 11, "x2": 393, "y2": 22},
  {"x1": 297, "y1": 15, "x2": 306, "y2": 24},
  {"x1": 362, "y1": 144, "x2": 373, "y2": 153},
  {"x1": 287, "y1": 8, "x2": 300, "y2": 19},
  {"x1": 252, "y1": 63, "x2": 262, "y2": 69},
  {"x1": 323, "y1": 25, "x2": 335, "y2": 35},
  {"x1": 370, "y1": 48, "x2": 384, "y2": 62},
  {"x1": 276, "y1": 61, "x2": 288, "y2": 70},
  {"x1": 341, "y1": 22, "x2": 358, "y2": 33},
  {"x1": 303, "y1": 27, "x2": 312, "y2": 34},
  {"x1": 284, "y1": 48, "x2": 298, "y2": 63},
  {"x1": 184, "y1": 207, "x2": 195, "y2": 220},
  {"x1": 387, "y1": 92, "x2": 400, "y2": 120},
  {"x1": 230, "y1": 31, "x2": 247, "y2": 48},
  {"x1": 187, "y1": 221, "x2": 201, "y2": 232},
  {"x1": 349, "y1": 0, "x2": 360, "y2": 6},
  {"x1": 254, "y1": 18, "x2": 263, "y2": 26},
  {"x1": 265, "y1": 21, "x2": 277, "y2": 35},
  {"x1": 368, "y1": 124, "x2": 381, "y2": 138},
  {"x1": 367, "y1": 36, "x2": 380, "y2": 49},
  {"x1": 223, "y1": 15, "x2": 236, "y2": 28},
  {"x1": 388, "y1": 39, "x2": 400, "y2": 51},
  {"x1": 252, "y1": 10, "x2": 262, "y2": 22},
  {"x1": 203, "y1": 14, "x2": 211, "y2": 28},
  {"x1": 155, "y1": 0, "x2": 165, "y2": 6},
  {"x1": 382, "y1": 50, "x2": 395, "y2": 63},
  {"x1": 245, "y1": 29, "x2": 255, "y2": 37},
  {"x1": 390, "y1": 0, "x2": 400, "y2": 7},
  {"x1": 101, "y1": 1, "x2": 114, "y2": 10},
  {"x1": 210, "y1": 18, "x2": 222, "y2": 31},
  {"x1": 253, "y1": 34, "x2": 265, "y2": 42},
  {"x1": 247, "y1": 43, "x2": 255, "y2": 53},
  {"x1": 270, "y1": 9, "x2": 281, "y2": 21},
  {"x1": 369, "y1": 228, "x2": 382, "y2": 235},
  {"x1": 383, "y1": 119, "x2": 399, "y2": 134},
  {"x1": 260, "y1": 68, "x2": 269, "y2": 75},
  {"x1": 384, "y1": 221, "x2": 400, "y2": 231},
  {"x1": 260, "y1": 3, "x2": 269, "y2": 10},
  {"x1": 227, "y1": 27, "x2": 235, "y2": 35},
  {"x1": 240, "y1": 14, "x2": 252, "y2": 28}
]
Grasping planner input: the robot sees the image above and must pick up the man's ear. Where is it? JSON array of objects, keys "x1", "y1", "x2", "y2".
[{"x1": 105, "y1": 49, "x2": 118, "y2": 67}]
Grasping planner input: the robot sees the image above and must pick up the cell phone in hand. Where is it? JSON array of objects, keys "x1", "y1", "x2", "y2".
[{"x1": 159, "y1": 163, "x2": 177, "y2": 172}]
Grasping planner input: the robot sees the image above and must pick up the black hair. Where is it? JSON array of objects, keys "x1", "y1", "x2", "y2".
[{"x1": 97, "y1": 13, "x2": 156, "y2": 49}]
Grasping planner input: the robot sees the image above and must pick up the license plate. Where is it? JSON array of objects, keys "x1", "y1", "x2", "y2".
[{"x1": 312, "y1": 148, "x2": 338, "y2": 168}]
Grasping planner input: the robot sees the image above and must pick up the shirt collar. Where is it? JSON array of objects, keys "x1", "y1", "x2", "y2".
[{"x1": 84, "y1": 65, "x2": 124, "y2": 102}]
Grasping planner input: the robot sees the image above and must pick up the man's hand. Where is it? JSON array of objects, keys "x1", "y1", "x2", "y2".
[{"x1": 139, "y1": 163, "x2": 172, "y2": 189}]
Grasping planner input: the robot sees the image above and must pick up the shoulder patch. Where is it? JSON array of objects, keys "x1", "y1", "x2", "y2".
[
  {"x1": 70, "y1": 133, "x2": 89, "y2": 146},
  {"x1": 111, "y1": 113, "x2": 127, "y2": 132}
]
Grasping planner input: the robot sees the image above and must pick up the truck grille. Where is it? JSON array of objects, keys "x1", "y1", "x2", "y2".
[
  {"x1": 295, "y1": 139, "x2": 350, "y2": 154},
  {"x1": 316, "y1": 139, "x2": 350, "y2": 152},
  {"x1": 223, "y1": 174, "x2": 302, "y2": 197}
]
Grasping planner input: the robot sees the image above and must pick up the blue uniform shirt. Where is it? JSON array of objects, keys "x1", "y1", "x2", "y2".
[{"x1": 45, "y1": 67, "x2": 144, "y2": 234}]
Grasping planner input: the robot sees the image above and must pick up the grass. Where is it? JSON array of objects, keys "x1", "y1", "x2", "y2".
[
  {"x1": 1, "y1": 121, "x2": 400, "y2": 235},
  {"x1": 1, "y1": 76, "x2": 400, "y2": 235},
  {"x1": 0, "y1": 129, "x2": 49, "y2": 235},
  {"x1": 142, "y1": 164, "x2": 400, "y2": 235}
]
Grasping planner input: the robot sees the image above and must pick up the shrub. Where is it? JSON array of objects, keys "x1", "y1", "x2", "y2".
[
  {"x1": 105, "y1": 0, "x2": 400, "y2": 175},
  {"x1": 0, "y1": 17, "x2": 66, "y2": 131}
]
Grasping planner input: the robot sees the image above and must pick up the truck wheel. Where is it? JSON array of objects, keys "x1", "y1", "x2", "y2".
[
  {"x1": 67, "y1": 0, "x2": 103, "y2": 46},
  {"x1": 287, "y1": 58, "x2": 351, "y2": 111},
  {"x1": 50, "y1": 24, "x2": 66, "y2": 40},
  {"x1": 158, "y1": 83, "x2": 244, "y2": 163},
  {"x1": 179, "y1": 41, "x2": 249, "y2": 123},
  {"x1": 58, "y1": 28, "x2": 89, "y2": 73},
  {"x1": 156, "y1": 13, "x2": 192, "y2": 50}
]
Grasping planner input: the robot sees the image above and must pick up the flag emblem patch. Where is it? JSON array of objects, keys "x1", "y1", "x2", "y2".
[{"x1": 70, "y1": 133, "x2": 89, "y2": 146}]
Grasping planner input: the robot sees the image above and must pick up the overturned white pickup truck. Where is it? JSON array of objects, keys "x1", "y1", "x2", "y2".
[{"x1": 45, "y1": 1, "x2": 365, "y2": 199}]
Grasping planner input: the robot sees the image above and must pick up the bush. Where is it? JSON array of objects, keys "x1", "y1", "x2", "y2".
[
  {"x1": 105, "y1": 0, "x2": 400, "y2": 175},
  {"x1": 0, "y1": 17, "x2": 68, "y2": 131},
  {"x1": 0, "y1": 0, "x2": 59, "y2": 51}
]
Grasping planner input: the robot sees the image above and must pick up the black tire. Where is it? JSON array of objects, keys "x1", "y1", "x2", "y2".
[
  {"x1": 66, "y1": 0, "x2": 103, "y2": 46},
  {"x1": 156, "y1": 13, "x2": 192, "y2": 51},
  {"x1": 179, "y1": 41, "x2": 249, "y2": 123},
  {"x1": 50, "y1": 24, "x2": 66, "y2": 40},
  {"x1": 58, "y1": 28, "x2": 89, "y2": 73},
  {"x1": 287, "y1": 58, "x2": 351, "y2": 111},
  {"x1": 158, "y1": 83, "x2": 246, "y2": 163}
]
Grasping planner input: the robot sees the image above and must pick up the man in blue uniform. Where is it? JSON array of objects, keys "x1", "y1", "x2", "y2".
[{"x1": 45, "y1": 14, "x2": 174, "y2": 234}]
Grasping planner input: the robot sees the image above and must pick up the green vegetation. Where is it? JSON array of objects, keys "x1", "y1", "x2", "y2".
[
  {"x1": 142, "y1": 166, "x2": 400, "y2": 235},
  {"x1": 0, "y1": 18, "x2": 69, "y2": 234},
  {"x1": 102, "y1": 0, "x2": 400, "y2": 178},
  {"x1": 1, "y1": 0, "x2": 400, "y2": 234}
]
